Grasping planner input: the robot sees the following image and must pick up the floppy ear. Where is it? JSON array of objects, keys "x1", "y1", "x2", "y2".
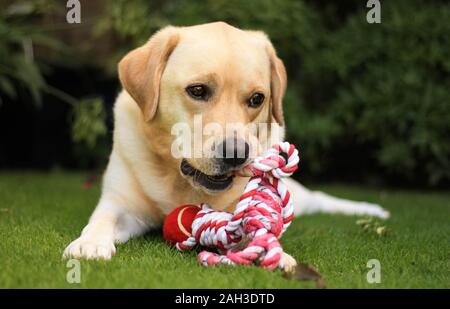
[
  {"x1": 266, "y1": 43, "x2": 287, "y2": 126},
  {"x1": 118, "y1": 27, "x2": 180, "y2": 121}
]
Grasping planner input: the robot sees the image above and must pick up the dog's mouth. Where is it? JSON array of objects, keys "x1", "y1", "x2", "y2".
[{"x1": 180, "y1": 159, "x2": 234, "y2": 193}]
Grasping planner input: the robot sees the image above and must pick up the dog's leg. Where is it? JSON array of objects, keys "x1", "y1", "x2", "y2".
[
  {"x1": 63, "y1": 192, "x2": 153, "y2": 260},
  {"x1": 63, "y1": 198, "x2": 120, "y2": 260},
  {"x1": 284, "y1": 178, "x2": 389, "y2": 219}
]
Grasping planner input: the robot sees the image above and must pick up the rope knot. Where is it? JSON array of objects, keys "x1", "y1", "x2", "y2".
[{"x1": 249, "y1": 141, "x2": 299, "y2": 179}]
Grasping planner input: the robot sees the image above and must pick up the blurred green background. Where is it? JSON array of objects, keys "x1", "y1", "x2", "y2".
[{"x1": 0, "y1": 0, "x2": 449, "y2": 188}]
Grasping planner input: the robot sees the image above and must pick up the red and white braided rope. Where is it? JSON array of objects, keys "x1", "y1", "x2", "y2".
[{"x1": 176, "y1": 142, "x2": 299, "y2": 270}]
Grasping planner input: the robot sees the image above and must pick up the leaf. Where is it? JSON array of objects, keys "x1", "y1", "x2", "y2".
[
  {"x1": 71, "y1": 98, "x2": 107, "y2": 149},
  {"x1": 0, "y1": 76, "x2": 17, "y2": 99},
  {"x1": 283, "y1": 263, "x2": 326, "y2": 288}
]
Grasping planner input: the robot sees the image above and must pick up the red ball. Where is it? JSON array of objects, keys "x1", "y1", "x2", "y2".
[{"x1": 163, "y1": 204, "x2": 201, "y2": 246}]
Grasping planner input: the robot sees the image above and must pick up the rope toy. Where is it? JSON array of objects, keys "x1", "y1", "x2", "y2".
[{"x1": 163, "y1": 142, "x2": 300, "y2": 270}]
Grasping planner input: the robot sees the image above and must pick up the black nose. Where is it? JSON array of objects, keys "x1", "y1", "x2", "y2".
[{"x1": 216, "y1": 138, "x2": 250, "y2": 167}]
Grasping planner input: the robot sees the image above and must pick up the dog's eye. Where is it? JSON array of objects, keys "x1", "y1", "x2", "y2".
[
  {"x1": 248, "y1": 93, "x2": 265, "y2": 108},
  {"x1": 186, "y1": 84, "x2": 210, "y2": 100}
]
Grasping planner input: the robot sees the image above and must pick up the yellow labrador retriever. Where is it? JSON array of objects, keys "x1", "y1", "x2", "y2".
[{"x1": 63, "y1": 22, "x2": 388, "y2": 269}]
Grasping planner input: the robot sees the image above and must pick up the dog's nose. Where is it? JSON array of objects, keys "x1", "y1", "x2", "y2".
[{"x1": 216, "y1": 138, "x2": 250, "y2": 168}]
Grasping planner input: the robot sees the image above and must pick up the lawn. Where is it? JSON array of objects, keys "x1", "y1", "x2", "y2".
[{"x1": 0, "y1": 171, "x2": 448, "y2": 288}]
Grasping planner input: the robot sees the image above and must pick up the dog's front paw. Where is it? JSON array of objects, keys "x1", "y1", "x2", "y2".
[
  {"x1": 359, "y1": 202, "x2": 390, "y2": 219},
  {"x1": 63, "y1": 236, "x2": 116, "y2": 260},
  {"x1": 279, "y1": 252, "x2": 297, "y2": 273}
]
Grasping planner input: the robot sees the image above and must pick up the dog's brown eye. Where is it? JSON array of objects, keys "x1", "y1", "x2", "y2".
[
  {"x1": 248, "y1": 93, "x2": 265, "y2": 108},
  {"x1": 186, "y1": 85, "x2": 210, "y2": 100}
]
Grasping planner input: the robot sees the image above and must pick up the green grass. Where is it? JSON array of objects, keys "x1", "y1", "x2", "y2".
[{"x1": 0, "y1": 171, "x2": 449, "y2": 288}]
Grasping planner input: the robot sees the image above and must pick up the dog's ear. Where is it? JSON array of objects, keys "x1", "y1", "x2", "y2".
[
  {"x1": 118, "y1": 27, "x2": 180, "y2": 121},
  {"x1": 266, "y1": 42, "x2": 287, "y2": 126}
]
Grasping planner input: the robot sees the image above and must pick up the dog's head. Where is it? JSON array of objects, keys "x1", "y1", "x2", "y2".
[{"x1": 119, "y1": 22, "x2": 287, "y2": 194}]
